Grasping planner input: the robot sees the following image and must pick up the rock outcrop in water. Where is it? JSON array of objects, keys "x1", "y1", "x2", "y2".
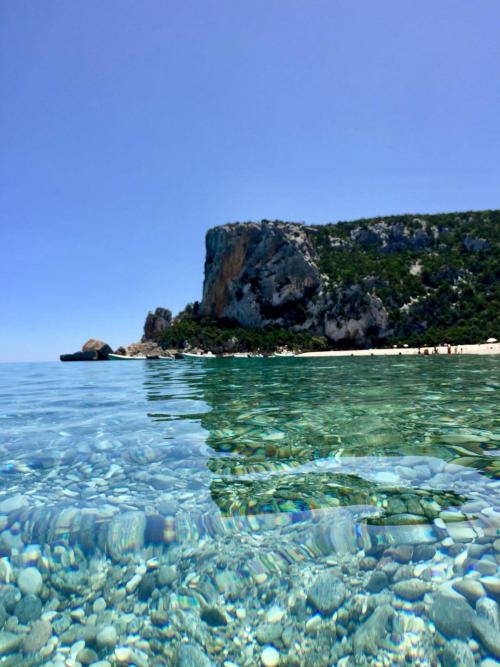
[{"x1": 200, "y1": 211, "x2": 499, "y2": 345}]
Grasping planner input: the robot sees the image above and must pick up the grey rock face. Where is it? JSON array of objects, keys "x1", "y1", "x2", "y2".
[
  {"x1": 200, "y1": 221, "x2": 390, "y2": 343},
  {"x1": 201, "y1": 222, "x2": 321, "y2": 328},
  {"x1": 307, "y1": 571, "x2": 346, "y2": 615},
  {"x1": 143, "y1": 307, "x2": 172, "y2": 340}
]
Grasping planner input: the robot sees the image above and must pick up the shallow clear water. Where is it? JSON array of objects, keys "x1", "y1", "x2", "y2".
[{"x1": 0, "y1": 357, "x2": 498, "y2": 665}]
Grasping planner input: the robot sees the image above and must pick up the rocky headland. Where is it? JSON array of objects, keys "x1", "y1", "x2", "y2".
[{"x1": 62, "y1": 210, "x2": 499, "y2": 358}]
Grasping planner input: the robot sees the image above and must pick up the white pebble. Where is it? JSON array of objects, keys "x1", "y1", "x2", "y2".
[
  {"x1": 93, "y1": 597, "x2": 107, "y2": 613},
  {"x1": 261, "y1": 646, "x2": 280, "y2": 666},
  {"x1": 266, "y1": 606, "x2": 285, "y2": 624}
]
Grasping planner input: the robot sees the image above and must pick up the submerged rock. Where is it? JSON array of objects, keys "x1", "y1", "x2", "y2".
[
  {"x1": 392, "y1": 578, "x2": 428, "y2": 600},
  {"x1": 106, "y1": 511, "x2": 146, "y2": 561},
  {"x1": 17, "y1": 566, "x2": 43, "y2": 596},
  {"x1": 429, "y1": 593, "x2": 474, "y2": 639},
  {"x1": 0, "y1": 631, "x2": 22, "y2": 656},
  {"x1": 442, "y1": 639, "x2": 475, "y2": 667},
  {"x1": 177, "y1": 643, "x2": 214, "y2": 667},
  {"x1": 307, "y1": 571, "x2": 346, "y2": 615},
  {"x1": 353, "y1": 604, "x2": 394, "y2": 656},
  {"x1": 472, "y1": 616, "x2": 500, "y2": 659}
]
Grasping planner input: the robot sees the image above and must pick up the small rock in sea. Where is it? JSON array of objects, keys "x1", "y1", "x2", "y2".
[
  {"x1": 93, "y1": 597, "x2": 107, "y2": 614},
  {"x1": 359, "y1": 557, "x2": 378, "y2": 570},
  {"x1": 266, "y1": 606, "x2": 285, "y2": 624},
  {"x1": 412, "y1": 544, "x2": 436, "y2": 562},
  {"x1": 137, "y1": 573, "x2": 156, "y2": 601},
  {"x1": 261, "y1": 646, "x2": 280, "y2": 667},
  {"x1": 0, "y1": 631, "x2": 22, "y2": 656},
  {"x1": 200, "y1": 606, "x2": 227, "y2": 627},
  {"x1": 0, "y1": 494, "x2": 28, "y2": 515},
  {"x1": 14, "y1": 594, "x2": 42, "y2": 624},
  {"x1": 452, "y1": 578, "x2": 486, "y2": 604},
  {"x1": 158, "y1": 565, "x2": 177, "y2": 587},
  {"x1": 77, "y1": 647, "x2": 99, "y2": 664},
  {"x1": 392, "y1": 578, "x2": 428, "y2": 601},
  {"x1": 178, "y1": 643, "x2": 214, "y2": 667},
  {"x1": 353, "y1": 605, "x2": 394, "y2": 656},
  {"x1": 476, "y1": 596, "x2": 499, "y2": 630},
  {"x1": 386, "y1": 544, "x2": 413, "y2": 563},
  {"x1": 114, "y1": 647, "x2": 132, "y2": 662},
  {"x1": 0, "y1": 586, "x2": 21, "y2": 614},
  {"x1": 429, "y1": 593, "x2": 474, "y2": 639},
  {"x1": 480, "y1": 576, "x2": 500, "y2": 597},
  {"x1": 23, "y1": 619, "x2": 52, "y2": 653},
  {"x1": 256, "y1": 623, "x2": 283, "y2": 645},
  {"x1": 17, "y1": 566, "x2": 43, "y2": 595},
  {"x1": 307, "y1": 571, "x2": 346, "y2": 615},
  {"x1": 96, "y1": 625, "x2": 118, "y2": 649},
  {"x1": 472, "y1": 616, "x2": 500, "y2": 659},
  {"x1": 366, "y1": 571, "x2": 388, "y2": 593},
  {"x1": 441, "y1": 639, "x2": 475, "y2": 667},
  {"x1": 106, "y1": 511, "x2": 146, "y2": 562}
]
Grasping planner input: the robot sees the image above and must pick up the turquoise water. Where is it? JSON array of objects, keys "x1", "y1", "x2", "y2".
[{"x1": 0, "y1": 357, "x2": 498, "y2": 665}]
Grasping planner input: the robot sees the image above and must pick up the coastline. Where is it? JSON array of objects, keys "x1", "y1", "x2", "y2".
[{"x1": 297, "y1": 342, "x2": 500, "y2": 358}]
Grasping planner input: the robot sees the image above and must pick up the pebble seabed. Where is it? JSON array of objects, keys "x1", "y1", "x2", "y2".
[
  {"x1": 0, "y1": 357, "x2": 498, "y2": 666},
  {"x1": 0, "y1": 481, "x2": 499, "y2": 667}
]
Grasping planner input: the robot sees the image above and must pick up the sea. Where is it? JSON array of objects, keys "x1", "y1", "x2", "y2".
[{"x1": 0, "y1": 356, "x2": 498, "y2": 666}]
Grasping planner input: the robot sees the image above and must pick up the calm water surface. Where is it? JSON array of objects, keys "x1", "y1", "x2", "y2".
[{"x1": 0, "y1": 357, "x2": 498, "y2": 665}]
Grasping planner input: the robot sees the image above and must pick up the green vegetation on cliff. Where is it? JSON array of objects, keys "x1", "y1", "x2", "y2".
[
  {"x1": 159, "y1": 306, "x2": 328, "y2": 353},
  {"x1": 311, "y1": 210, "x2": 499, "y2": 346}
]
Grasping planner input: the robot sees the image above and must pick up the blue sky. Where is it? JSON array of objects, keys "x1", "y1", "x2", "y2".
[{"x1": 1, "y1": 1, "x2": 499, "y2": 361}]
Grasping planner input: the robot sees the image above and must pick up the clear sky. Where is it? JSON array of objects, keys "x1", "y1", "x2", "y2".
[{"x1": 1, "y1": 1, "x2": 499, "y2": 361}]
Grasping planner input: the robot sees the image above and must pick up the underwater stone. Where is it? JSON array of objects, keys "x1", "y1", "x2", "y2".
[
  {"x1": 429, "y1": 593, "x2": 474, "y2": 639},
  {"x1": 256, "y1": 623, "x2": 283, "y2": 645},
  {"x1": 0, "y1": 632, "x2": 22, "y2": 656},
  {"x1": 0, "y1": 494, "x2": 28, "y2": 515},
  {"x1": 452, "y1": 578, "x2": 486, "y2": 604},
  {"x1": 472, "y1": 616, "x2": 500, "y2": 659},
  {"x1": 200, "y1": 606, "x2": 227, "y2": 627},
  {"x1": 177, "y1": 643, "x2": 214, "y2": 667},
  {"x1": 14, "y1": 594, "x2": 42, "y2": 624},
  {"x1": 442, "y1": 639, "x2": 475, "y2": 667},
  {"x1": 353, "y1": 604, "x2": 394, "y2": 656},
  {"x1": 392, "y1": 578, "x2": 428, "y2": 600},
  {"x1": 261, "y1": 646, "x2": 280, "y2": 667},
  {"x1": 22, "y1": 619, "x2": 52, "y2": 653},
  {"x1": 412, "y1": 544, "x2": 436, "y2": 562},
  {"x1": 17, "y1": 566, "x2": 43, "y2": 595},
  {"x1": 476, "y1": 597, "x2": 499, "y2": 630},
  {"x1": 366, "y1": 571, "x2": 388, "y2": 593},
  {"x1": 307, "y1": 571, "x2": 346, "y2": 615},
  {"x1": 96, "y1": 625, "x2": 118, "y2": 649},
  {"x1": 137, "y1": 573, "x2": 156, "y2": 601},
  {"x1": 106, "y1": 511, "x2": 146, "y2": 562}
]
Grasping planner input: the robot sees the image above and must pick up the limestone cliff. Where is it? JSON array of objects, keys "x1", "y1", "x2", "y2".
[{"x1": 200, "y1": 211, "x2": 499, "y2": 345}]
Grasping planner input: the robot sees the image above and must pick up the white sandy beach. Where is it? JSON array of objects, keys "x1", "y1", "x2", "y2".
[{"x1": 297, "y1": 342, "x2": 500, "y2": 358}]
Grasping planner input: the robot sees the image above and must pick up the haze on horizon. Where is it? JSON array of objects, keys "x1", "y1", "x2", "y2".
[{"x1": 1, "y1": 1, "x2": 499, "y2": 362}]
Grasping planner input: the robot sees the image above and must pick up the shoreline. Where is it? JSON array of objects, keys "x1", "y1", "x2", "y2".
[{"x1": 297, "y1": 342, "x2": 500, "y2": 357}]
